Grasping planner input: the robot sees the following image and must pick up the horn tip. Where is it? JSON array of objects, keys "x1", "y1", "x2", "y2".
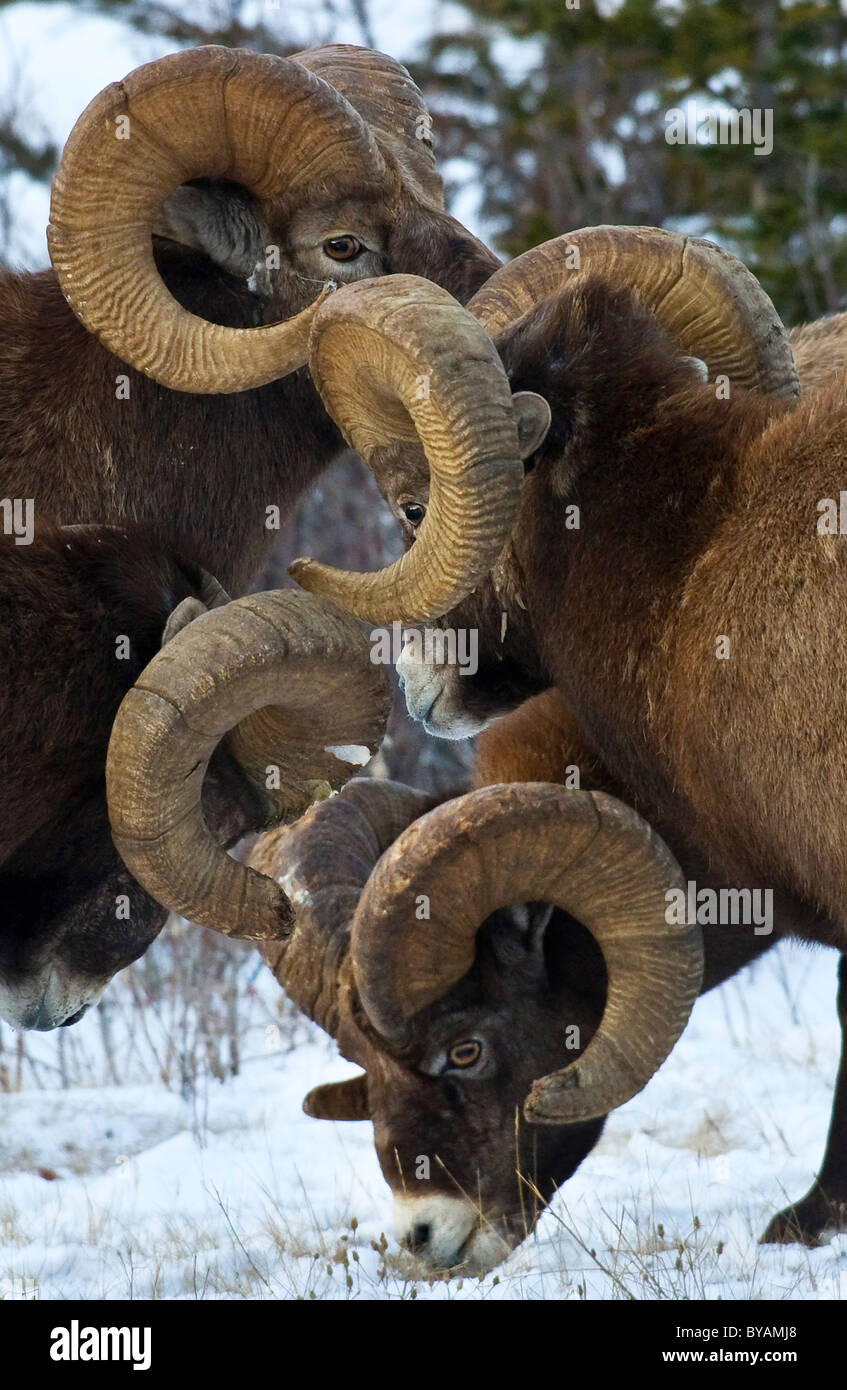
[
  {"x1": 523, "y1": 1070, "x2": 595, "y2": 1126},
  {"x1": 288, "y1": 557, "x2": 341, "y2": 603},
  {"x1": 287, "y1": 557, "x2": 372, "y2": 616}
]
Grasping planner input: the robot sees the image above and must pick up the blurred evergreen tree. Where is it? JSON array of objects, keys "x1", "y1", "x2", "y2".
[
  {"x1": 3, "y1": 0, "x2": 846, "y2": 316},
  {"x1": 412, "y1": 0, "x2": 847, "y2": 321}
]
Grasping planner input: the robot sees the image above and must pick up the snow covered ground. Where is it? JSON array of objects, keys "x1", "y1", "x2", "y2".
[{"x1": 0, "y1": 929, "x2": 845, "y2": 1301}]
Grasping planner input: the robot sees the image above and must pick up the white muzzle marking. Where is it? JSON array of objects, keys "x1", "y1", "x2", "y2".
[
  {"x1": 393, "y1": 1195, "x2": 515, "y2": 1276},
  {"x1": 0, "y1": 965, "x2": 107, "y2": 1031},
  {"x1": 396, "y1": 642, "x2": 486, "y2": 741}
]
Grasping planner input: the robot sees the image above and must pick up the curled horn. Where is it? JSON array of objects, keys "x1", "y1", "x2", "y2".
[
  {"x1": 252, "y1": 778, "x2": 435, "y2": 1036},
  {"x1": 106, "y1": 592, "x2": 392, "y2": 941},
  {"x1": 293, "y1": 44, "x2": 443, "y2": 208},
  {"x1": 48, "y1": 46, "x2": 385, "y2": 392},
  {"x1": 467, "y1": 225, "x2": 798, "y2": 398},
  {"x1": 348, "y1": 783, "x2": 703, "y2": 1124},
  {"x1": 289, "y1": 274, "x2": 525, "y2": 624}
]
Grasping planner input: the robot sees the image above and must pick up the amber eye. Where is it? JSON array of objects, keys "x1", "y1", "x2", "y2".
[
  {"x1": 323, "y1": 235, "x2": 364, "y2": 261},
  {"x1": 448, "y1": 1039, "x2": 482, "y2": 1069},
  {"x1": 402, "y1": 502, "x2": 426, "y2": 527}
]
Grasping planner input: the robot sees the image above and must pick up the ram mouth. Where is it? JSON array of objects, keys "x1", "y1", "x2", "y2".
[
  {"x1": 432, "y1": 1223, "x2": 479, "y2": 1274},
  {"x1": 420, "y1": 693, "x2": 440, "y2": 729},
  {"x1": 449, "y1": 1220, "x2": 518, "y2": 1277},
  {"x1": 419, "y1": 1217, "x2": 518, "y2": 1279}
]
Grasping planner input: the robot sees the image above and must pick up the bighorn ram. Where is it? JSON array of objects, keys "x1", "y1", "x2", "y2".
[
  {"x1": 101, "y1": 226, "x2": 847, "y2": 1264},
  {"x1": 1, "y1": 260, "x2": 533, "y2": 1028},
  {"x1": 247, "y1": 691, "x2": 842, "y2": 1273},
  {"x1": 1, "y1": 42, "x2": 502, "y2": 604},
  {"x1": 107, "y1": 665, "x2": 704, "y2": 1273},
  {"x1": 2, "y1": 37, "x2": 538, "y2": 1026},
  {"x1": 110, "y1": 677, "x2": 839, "y2": 1274},
  {"x1": 351, "y1": 225, "x2": 847, "y2": 1253},
  {"x1": 0, "y1": 534, "x2": 392, "y2": 1030}
]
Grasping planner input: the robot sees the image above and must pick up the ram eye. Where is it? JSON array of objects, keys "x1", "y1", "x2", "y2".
[
  {"x1": 448, "y1": 1039, "x2": 482, "y2": 1069},
  {"x1": 402, "y1": 502, "x2": 426, "y2": 526},
  {"x1": 322, "y1": 235, "x2": 364, "y2": 261}
]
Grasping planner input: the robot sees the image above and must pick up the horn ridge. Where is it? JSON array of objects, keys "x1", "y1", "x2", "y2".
[
  {"x1": 467, "y1": 226, "x2": 798, "y2": 399},
  {"x1": 348, "y1": 782, "x2": 703, "y2": 1122},
  {"x1": 289, "y1": 273, "x2": 524, "y2": 623},
  {"x1": 106, "y1": 590, "x2": 391, "y2": 941},
  {"x1": 48, "y1": 46, "x2": 381, "y2": 392}
]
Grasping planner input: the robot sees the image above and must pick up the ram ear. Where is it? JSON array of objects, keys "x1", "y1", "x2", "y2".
[
  {"x1": 162, "y1": 572, "x2": 232, "y2": 646},
  {"x1": 302, "y1": 1074, "x2": 371, "y2": 1121},
  {"x1": 154, "y1": 180, "x2": 268, "y2": 284},
  {"x1": 161, "y1": 597, "x2": 208, "y2": 646},
  {"x1": 490, "y1": 902, "x2": 554, "y2": 970},
  {"x1": 512, "y1": 391, "x2": 552, "y2": 460},
  {"x1": 512, "y1": 901, "x2": 555, "y2": 948}
]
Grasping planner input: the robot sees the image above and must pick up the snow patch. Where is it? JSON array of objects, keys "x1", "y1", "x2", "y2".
[
  {"x1": 324, "y1": 744, "x2": 371, "y2": 766},
  {"x1": 276, "y1": 866, "x2": 315, "y2": 909},
  {"x1": 0, "y1": 874, "x2": 842, "y2": 1301}
]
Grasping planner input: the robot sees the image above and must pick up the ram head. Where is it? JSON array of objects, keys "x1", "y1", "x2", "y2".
[
  {"x1": 250, "y1": 776, "x2": 703, "y2": 1275},
  {"x1": 48, "y1": 42, "x2": 498, "y2": 397}
]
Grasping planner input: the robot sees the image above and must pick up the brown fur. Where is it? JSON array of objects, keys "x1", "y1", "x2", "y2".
[
  {"x1": 388, "y1": 281, "x2": 847, "y2": 946},
  {"x1": 0, "y1": 249, "x2": 335, "y2": 595},
  {"x1": 0, "y1": 178, "x2": 498, "y2": 1019},
  {"x1": 0, "y1": 524, "x2": 266, "y2": 1022},
  {"x1": 0, "y1": 215, "x2": 498, "y2": 597},
  {"x1": 508, "y1": 293, "x2": 847, "y2": 943},
  {"x1": 377, "y1": 287, "x2": 847, "y2": 973},
  {"x1": 250, "y1": 673, "x2": 843, "y2": 1268},
  {"x1": 474, "y1": 688, "x2": 847, "y2": 1247},
  {"x1": 379, "y1": 281, "x2": 847, "y2": 1250},
  {"x1": 790, "y1": 310, "x2": 847, "y2": 394}
]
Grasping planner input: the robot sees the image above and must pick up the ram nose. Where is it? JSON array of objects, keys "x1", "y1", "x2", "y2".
[
  {"x1": 393, "y1": 1195, "x2": 515, "y2": 1276},
  {"x1": 395, "y1": 637, "x2": 440, "y2": 723},
  {"x1": 395, "y1": 642, "x2": 484, "y2": 740},
  {"x1": 60, "y1": 1005, "x2": 89, "y2": 1028},
  {"x1": 19, "y1": 999, "x2": 89, "y2": 1031},
  {"x1": 0, "y1": 967, "x2": 106, "y2": 1032},
  {"x1": 404, "y1": 1221, "x2": 431, "y2": 1252}
]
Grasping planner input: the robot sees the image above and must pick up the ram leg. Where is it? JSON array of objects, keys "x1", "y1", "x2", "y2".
[{"x1": 760, "y1": 953, "x2": 847, "y2": 1246}]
